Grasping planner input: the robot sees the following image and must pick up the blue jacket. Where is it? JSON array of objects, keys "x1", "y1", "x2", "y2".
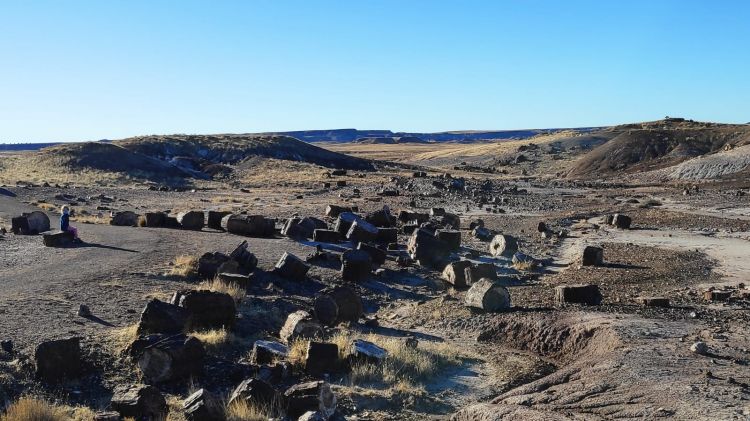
[{"x1": 61, "y1": 213, "x2": 69, "y2": 231}]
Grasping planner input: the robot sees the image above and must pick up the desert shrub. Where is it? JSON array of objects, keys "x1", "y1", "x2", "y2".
[
  {"x1": 199, "y1": 277, "x2": 245, "y2": 302},
  {"x1": 0, "y1": 397, "x2": 66, "y2": 421},
  {"x1": 169, "y1": 255, "x2": 198, "y2": 278}
]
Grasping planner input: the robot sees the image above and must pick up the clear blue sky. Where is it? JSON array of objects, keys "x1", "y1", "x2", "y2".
[{"x1": 1, "y1": 1, "x2": 749, "y2": 142}]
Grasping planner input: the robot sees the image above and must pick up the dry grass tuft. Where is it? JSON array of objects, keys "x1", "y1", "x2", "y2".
[
  {"x1": 169, "y1": 255, "x2": 199, "y2": 278},
  {"x1": 339, "y1": 333, "x2": 465, "y2": 390},
  {"x1": 226, "y1": 400, "x2": 274, "y2": 421},
  {"x1": 33, "y1": 202, "x2": 59, "y2": 213},
  {"x1": 190, "y1": 329, "x2": 235, "y2": 352},
  {"x1": 512, "y1": 260, "x2": 539, "y2": 272},
  {"x1": 0, "y1": 397, "x2": 67, "y2": 421},
  {"x1": 109, "y1": 323, "x2": 140, "y2": 352},
  {"x1": 286, "y1": 338, "x2": 309, "y2": 368},
  {"x1": 199, "y1": 277, "x2": 245, "y2": 302}
]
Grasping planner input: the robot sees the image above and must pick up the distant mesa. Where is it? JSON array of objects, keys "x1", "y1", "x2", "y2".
[{"x1": 352, "y1": 136, "x2": 428, "y2": 145}]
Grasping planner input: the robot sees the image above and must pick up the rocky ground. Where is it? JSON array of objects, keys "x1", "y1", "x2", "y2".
[{"x1": 0, "y1": 152, "x2": 749, "y2": 420}]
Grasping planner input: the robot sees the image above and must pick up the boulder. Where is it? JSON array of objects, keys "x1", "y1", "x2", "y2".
[
  {"x1": 313, "y1": 229, "x2": 342, "y2": 243},
  {"x1": 216, "y1": 272, "x2": 251, "y2": 289},
  {"x1": 299, "y1": 412, "x2": 326, "y2": 421},
  {"x1": 375, "y1": 227, "x2": 398, "y2": 243},
  {"x1": 442, "y1": 260, "x2": 473, "y2": 288},
  {"x1": 26, "y1": 211, "x2": 51, "y2": 233},
  {"x1": 251, "y1": 340, "x2": 289, "y2": 365},
  {"x1": 469, "y1": 219, "x2": 485, "y2": 230},
  {"x1": 333, "y1": 212, "x2": 358, "y2": 236},
  {"x1": 183, "y1": 389, "x2": 224, "y2": 421},
  {"x1": 228, "y1": 240, "x2": 258, "y2": 272},
  {"x1": 537, "y1": 221, "x2": 548, "y2": 232},
  {"x1": 399, "y1": 210, "x2": 430, "y2": 224},
  {"x1": 554, "y1": 284, "x2": 602, "y2": 305},
  {"x1": 111, "y1": 211, "x2": 139, "y2": 227},
  {"x1": 137, "y1": 299, "x2": 190, "y2": 335},
  {"x1": 464, "y1": 263, "x2": 498, "y2": 285},
  {"x1": 313, "y1": 286, "x2": 363, "y2": 326},
  {"x1": 10, "y1": 216, "x2": 30, "y2": 234},
  {"x1": 284, "y1": 381, "x2": 337, "y2": 420},
  {"x1": 305, "y1": 342, "x2": 339, "y2": 377},
  {"x1": 140, "y1": 212, "x2": 166, "y2": 228},
  {"x1": 465, "y1": 279, "x2": 511, "y2": 312},
  {"x1": 472, "y1": 226, "x2": 494, "y2": 241},
  {"x1": 365, "y1": 208, "x2": 395, "y2": 227},
  {"x1": 177, "y1": 211, "x2": 205, "y2": 230},
  {"x1": 348, "y1": 339, "x2": 387, "y2": 364},
  {"x1": 227, "y1": 378, "x2": 278, "y2": 410},
  {"x1": 35, "y1": 337, "x2": 82, "y2": 382},
  {"x1": 207, "y1": 211, "x2": 231, "y2": 230},
  {"x1": 340, "y1": 249, "x2": 372, "y2": 282},
  {"x1": 111, "y1": 385, "x2": 168, "y2": 421},
  {"x1": 221, "y1": 214, "x2": 275, "y2": 237},
  {"x1": 637, "y1": 296, "x2": 670, "y2": 307},
  {"x1": 325, "y1": 205, "x2": 356, "y2": 218},
  {"x1": 41, "y1": 230, "x2": 75, "y2": 247},
  {"x1": 163, "y1": 216, "x2": 181, "y2": 229},
  {"x1": 581, "y1": 246, "x2": 604, "y2": 267},
  {"x1": 274, "y1": 252, "x2": 311, "y2": 281},
  {"x1": 407, "y1": 228, "x2": 451, "y2": 268},
  {"x1": 441, "y1": 213, "x2": 461, "y2": 229},
  {"x1": 197, "y1": 252, "x2": 231, "y2": 279},
  {"x1": 171, "y1": 290, "x2": 236, "y2": 330},
  {"x1": 281, "y1": 217, "x2": 305, "y2": 239},
  {"x1": 356, "y1": 242, "x2": 386, "y2": 265},
  {"x1": 704, "y1": 289, "x2": 732, "y2": 302},
  {"x1": 137, "y1": 334, "x2": 205, "y2": 383},
  {"x1": 612, "y1": 214, "x2": 632, "y2": 229},
  {"x1": 279, "y1": 311, "x2": 323, "y2": 344},
  {"x1": 489, "y1": 234, "x2": 518, "y2": 258},
  {"x1": 430, "y1": 207, "x2": 446, "y2": 217},
  {"x1": 346, "y1": 219, "x2": 379, "y2": 243},
  {"x1": 436, "y1": 229, "x2": 461, "y2": 251}
]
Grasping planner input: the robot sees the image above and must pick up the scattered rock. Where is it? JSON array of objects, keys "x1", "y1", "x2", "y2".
[
  {"x1": 111, "y1": 211, "x2": 139, "y2": 227},
  {"x1": 35, "y1": 337, "x2": 82, "y2": 382},
  {"x1": 313, "y1": 229, "x2": 342, "y2": 243},
  {"x1": 137, "y1": 299, "x2": 191, "y2": 335},
  {"x1": 357, "y1": 242, "x2": 386, "y2": 265},
  {"x1": 346, "y1": 219, "x2": 379, "y2": 242},
  {"x1": 465, "y1": 279, "x2": 511, "y2": 312},
  {"x1": 581, "y1": 245, "x2": 604, "y2": 267},
  {"x1": 436, "y1": 229, "x2": 461, "y2": 251},
  {"x1": 442, "y1": 260, "x2": 473, "y2": 288},
  {"x1": 638, "y1": 297, "x2": 670, "y2": 307},
  {"x1": 228, "y1": 378, "x2": 278, "y2": 410},
  {"x1": 305, "y1": 342, "x2": 339, "y2": 377},
  {"x1": 612, "y1": 214, "x2": 632, "y2": 229},
  {"x1": 554, "y1": 284, "x2": 603, "y2": 305},
  {"x1": 171, "y1": 290, "x2": 237, "y2": 330},
  {"x1": 137, "y1": 334, "x2": 205, "y2": 383},
  {"x1": 177, "y1": 211, "x2": 205, "y2": 230},
  {"x1": 348, "y1": 339, "x2": 387, "y2": 364},
  {"x1": 251, "y1": 340, "x2": 289, "y2": 365},
  {"x1": 183, "y1": 389, "x2": 224, "y2": 421},
  {"x1": 691, "y1": 341, "x2": 709, "y2": 355},
  {"x1": 341, "y1": 249, "x2": 372, "y2": 282},
  {"x1": 41, "y1": 229, "x2": 75, "y2": 247},
  {"x1": 407, "y1": 228, "x2": 451, "y2": 268},
  {"x1": 274, "y1": 252, "x2": 311, "y2": 281},
  {"x1": 111, "y1": 384, "x2": 168, "y2": 421},
  {"x1": 279, "y1": 311, "x2": 324, "y2": 344},
  {"x1": 284, "y1": 381, "x2": 337, "y2": 420},
  {"x1": 221, "y1": 214, "x2": 275, "y2": 237},
  {"x1": 207, "y1": 211, "x2": 231, "y2": 230},
  {"x1": 489, "y1": 234, "x2": 518, "y2": 258},
  {"x1": 313, "y1": 286, "x2": 364, "y2": 326}
]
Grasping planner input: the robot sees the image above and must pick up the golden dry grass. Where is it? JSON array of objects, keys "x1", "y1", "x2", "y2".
[
  {"x1": 189, "y1": 329, "x2": 238, "y2": 353},
  {"x1": 33, "y1": 202, "x2": 59, "y2": 213},
  {"x1": 199, "y1": 277, "x2": 245, "y2": 303},
  {"x1": 512, "y1": 260, "x2": 539, "y2": 272},
  {"x1": 286, "y1": 338, "x2": 309, "y2": 368},
  {"x1": 0, "y1": 398, "x2": 66, "y2": 421},
  {"x1": 226, "y1": 400, "x2": 274, "y2": 421},
  {"x1": 336, "y1": 332, "x2": 465, "y2": 391},
  {"x1": 0, "y1": 397, "x2": 97, "y2": 421},
  {"x1": 169, "y1": 255, "x2": 199, "y2": 278},
  {"x1": 108, "y1": 323, "x2": 140, "y2": 352}
]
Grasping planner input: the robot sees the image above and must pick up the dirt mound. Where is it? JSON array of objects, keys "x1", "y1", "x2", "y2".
[
  {"x1": 567, "y1": 120, "x2": 750, "y2": 179},
  {"x1": 669, "y1": 144, "x2": 750, "y2": 180},
  {"x1": 33, "y1": 142, "x2": 191, "y2": 181},
  {"x1": 117, "y1": 134, "x2": 374, "y2": 170}
]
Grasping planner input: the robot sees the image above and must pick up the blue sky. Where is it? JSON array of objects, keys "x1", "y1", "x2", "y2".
[{"x1": 1, "y1": 1, "x2": 748, "y2": 142}]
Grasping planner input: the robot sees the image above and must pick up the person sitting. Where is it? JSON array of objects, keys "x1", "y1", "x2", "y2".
[{"x1": 60, "y1": 205, "x2": 82, "y2": 243}]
